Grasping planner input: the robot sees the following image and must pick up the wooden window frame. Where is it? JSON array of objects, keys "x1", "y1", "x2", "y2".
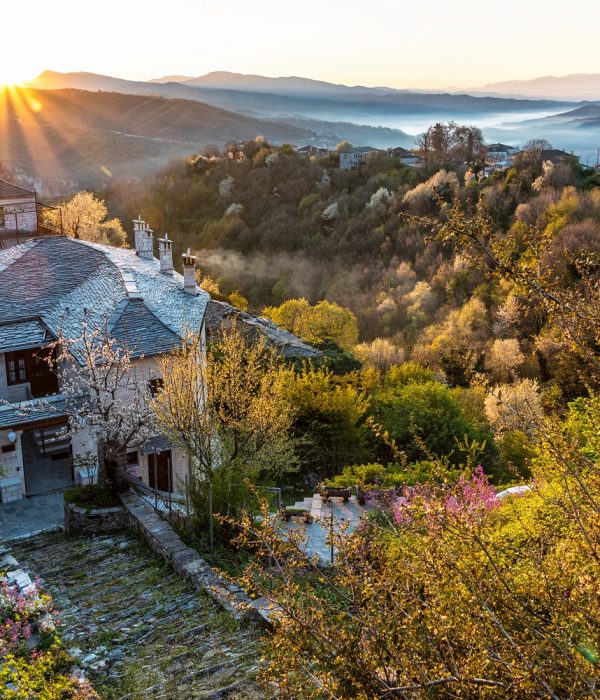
[{"x1": 5, "y1": 350, "x2": 28, "y2": 385}]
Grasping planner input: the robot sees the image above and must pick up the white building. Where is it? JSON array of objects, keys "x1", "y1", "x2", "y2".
[
  {"x1": 0, "y1": 220, "x2": 208, "y2": 502},
  {"x1": 339, "y1": 146, "x2": 382, "y2": 170}
]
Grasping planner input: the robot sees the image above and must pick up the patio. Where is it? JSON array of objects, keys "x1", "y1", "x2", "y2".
[{"x1": 279, "y1": 493, "x2": 370, "y2": 565}]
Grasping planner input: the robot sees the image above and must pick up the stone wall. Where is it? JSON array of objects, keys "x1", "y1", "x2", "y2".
[
  {"x1": 64, "y1": 502, "x2": 129, "y2": 536},
  {"x1": 120, "y1": 491, "x2": 270, "y2": 626}
]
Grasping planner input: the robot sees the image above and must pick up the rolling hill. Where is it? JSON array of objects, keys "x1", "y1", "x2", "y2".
[{"x1": 0, "y1": 86, "x2": 316, "y2": 192}]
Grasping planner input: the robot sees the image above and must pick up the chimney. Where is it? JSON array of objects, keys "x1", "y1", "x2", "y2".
[
  {"x1": 182, "y1": 248, "x2": 197, "y2": 295},
  {"x1": 158, "y1": 233, "x2": 173, "y2": 274},
  {"x1": 133, "y1": 215, "x2": 153, "y2": 259}
]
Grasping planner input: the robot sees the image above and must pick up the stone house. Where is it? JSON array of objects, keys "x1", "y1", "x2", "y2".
[
  {"x1": 0, "y1": 219, "x2": 208, "y2": 502},
  {"x1": 0, "y1": 179, "x2": 62, "y2": 249}
]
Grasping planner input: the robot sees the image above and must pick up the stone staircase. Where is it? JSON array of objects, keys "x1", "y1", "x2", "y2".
[{"x1": 10, "y1": 532, "x2": 265, "y2": 699}]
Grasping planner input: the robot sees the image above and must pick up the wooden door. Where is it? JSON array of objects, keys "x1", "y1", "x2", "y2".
[{"x1": 148, "y1": 450, "x2": 172, "y2": 492}]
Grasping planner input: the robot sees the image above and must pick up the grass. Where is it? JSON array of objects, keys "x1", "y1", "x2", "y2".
[{"x1": 64, "y1": 484, "x2": 120, "y2": 511}]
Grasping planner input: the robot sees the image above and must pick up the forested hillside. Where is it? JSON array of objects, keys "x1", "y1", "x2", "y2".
[{"x1": 104, "y1": 137, "x2": 599, "y2": 404}]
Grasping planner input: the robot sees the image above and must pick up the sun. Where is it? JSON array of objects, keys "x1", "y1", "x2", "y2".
[{"x1": 0, "y1": 69, "x2": 28, "y2": 88}]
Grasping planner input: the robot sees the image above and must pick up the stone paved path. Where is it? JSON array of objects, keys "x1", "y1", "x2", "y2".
[
  {"x1": 0, "y1": 491, "x2": 65, "y2": 540},
  {"x1": 11, "y1": 532, "x2": 265, "y2": 699}
]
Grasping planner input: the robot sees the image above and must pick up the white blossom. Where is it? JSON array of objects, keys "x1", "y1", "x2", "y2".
[
  {"x1": 322, "y1": 202, "x2": 339, "y2": 221},
  {"x1": 225, "y1": 203, "x2": 244, "y2": 217},
  {"x1": 218, "y1": 175, "x2": 235, "y2": 198}
]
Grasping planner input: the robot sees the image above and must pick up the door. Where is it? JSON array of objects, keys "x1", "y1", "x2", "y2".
[{"x1": 148, "y1": 450, "x2": 172, "y2": 492}]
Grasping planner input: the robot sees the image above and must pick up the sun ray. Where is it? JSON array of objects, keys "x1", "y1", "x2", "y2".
[{"x1": 0, "y1": 86, "x2": 68, "y2": 187}]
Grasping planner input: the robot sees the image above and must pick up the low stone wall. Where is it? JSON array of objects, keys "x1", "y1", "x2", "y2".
[
  {"x1": 64, "y1": 502, "x2": 129, "y2": 536},
  {"x1": 119, "y1": 491, "x2": 269, "y2": 626}
]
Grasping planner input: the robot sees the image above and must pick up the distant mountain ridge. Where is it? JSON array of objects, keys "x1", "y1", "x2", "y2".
[
  {"x1": 29, "y1": 70, "x2": 570, "y2": 121},
  {"x1": 470, "y1": 73, "x2": 600, "y2": 101}
]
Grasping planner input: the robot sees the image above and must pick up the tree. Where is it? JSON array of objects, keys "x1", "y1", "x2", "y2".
[
  {"x1": 435, "y1": 198, "x2": 600, "y2": 389},
  {"x1": 354, "y1": 337, "x2": 405, "y2": 371},
  {"x1": 487, "y1": 338, "x2": 525, "y2": 381},
  {"x1": 415, "y1": 121, "x2": 485, "y2": 166},
  {"x1": 61, "y1": 191, "x2": 126, "y2": 244},
  {"x1": 518, "y1": 139, "x2": 553, "y2": 170},
  {"x1": 335, "y1": 141, "x2": 353, "y2": 152},
  {"x1": 373, "y1": 379, "x2": 493, "y2": 467},
  {"x1": 48, "y1": 324, "x2": 156, "y2": 489},
  {"x1": 263, "y1": 299, "x2": 359, "y2": 350},
  {"x1": 281, "y1": 366, "x2": 371, "y2": 481},
  {"x1": 153, "y1": 327, "x2": 297, "y2": 487},
  {"x1": 484, "y1": 379, "x2": 544, "y2": 435}
]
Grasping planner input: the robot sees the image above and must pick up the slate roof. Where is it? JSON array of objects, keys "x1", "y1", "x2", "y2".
[
  {"x1": 0, "y1": 319, "x2": 54, "y2": 353},
  {"x1": 205, "y1": 299, "x2": 321, "y2": 359},
  {"x1": 0, "y1": 394, "x2": 67, "y2": 430},
  {"x1": 110, "y1": 298, "x2": 182, "y2": 358},
  {"x1": 340, "y1": 146, "x2": 379, "y2": 154},
  {"x1": 0, "y1": 236, "x2": 209, "y2": 362},
  {"x1": 0, "y1": 179, "x2": 36, "y2": 199}
]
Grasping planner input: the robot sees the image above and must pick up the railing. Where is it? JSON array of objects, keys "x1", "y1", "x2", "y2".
[{"x1": 131, "y1": 478, "x2": 190, "y2": 518}]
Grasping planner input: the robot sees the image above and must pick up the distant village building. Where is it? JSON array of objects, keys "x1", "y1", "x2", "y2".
[
  {"x1": 339, "y1": 146, "x2": 382, "y2": 170},
  {"x1": 0, "y1": 179, "x2": 62, "y2": 249},
  {"x1": 483, "y1": 143, "x2": 519, "y2": 176},
  {"x1": 486, "y1": 143, "x2": 519, "y2": 162},
  {"x1": 387, "y1": 147, "x2": 422, "y2": 166},
  {"x1": 297, "y1": 145, "x2": 331, "y2": 160}
]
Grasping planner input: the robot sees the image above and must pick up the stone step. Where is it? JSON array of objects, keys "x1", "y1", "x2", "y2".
[{"x1": 10, "y1": 531, "x2": 264, "y2": 698}]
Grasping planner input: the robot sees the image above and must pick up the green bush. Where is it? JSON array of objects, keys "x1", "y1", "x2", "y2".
[
  {"x1": 324, "y1": 460, "x2": 463, "y2": 490},
  {"x1": 373, "y1": 379, "x2": 496, "y2": 468},
  {"x1": 64, "y1": 484, "x2": 120, "y2": 510}
]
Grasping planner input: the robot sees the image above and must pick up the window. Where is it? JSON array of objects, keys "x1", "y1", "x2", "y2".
[
  {"x1": 1, "y1": 444, "x2": 16, "y2": 454},
  {"x1": 126, "y1": 451, "x2": 139, "y2": 466},
  {"x1": 5, "y1": 350, "x2": 27, "y2": 385},
  {"x1": 0, "y1": 207, "x2": 4, "y2": 227}
]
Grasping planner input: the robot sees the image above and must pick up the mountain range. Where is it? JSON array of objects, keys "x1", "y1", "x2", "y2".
[
  {"x1": 469, "y1": 73, "x2": 600, "y2": 101},
  {"x1": 0, "y1": 85, "x2": 416, "y2": 193},
  {"x1": 29, "y1": 71, "x2": 570, "y2": 122}
]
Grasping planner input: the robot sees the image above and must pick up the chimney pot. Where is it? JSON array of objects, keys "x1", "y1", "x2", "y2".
[
  {"x1": 158, "y1": 233, "x2": 174, "y2": 274},
  {"x1": 133, "y1": 216, "x2": 154, "y2": 259},
  {"x1": 182, "y1": 248, "x2": 197, "y2": 294}
]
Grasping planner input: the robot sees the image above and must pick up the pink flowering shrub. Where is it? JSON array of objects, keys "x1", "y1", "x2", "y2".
[
  {"x1": 393, "y1": 465, "x2": 499, "y2": 530},
  {"x1": 0, "y1": 579, "x2": 55, "y2": 656},
  {"x1": 0, "y1": 576, "x2": 98, "y2": 698}
]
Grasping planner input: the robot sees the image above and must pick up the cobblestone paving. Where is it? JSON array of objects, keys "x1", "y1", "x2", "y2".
[{"x1": 11, "y1": 532, "x2": 266, "y2": 699}]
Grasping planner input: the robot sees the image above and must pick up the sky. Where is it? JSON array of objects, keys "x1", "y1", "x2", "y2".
[{"x1": 3, "y1": 0, "x2": 600, "y2": 88}]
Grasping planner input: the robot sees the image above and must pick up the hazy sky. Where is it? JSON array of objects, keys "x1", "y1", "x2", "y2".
[{"x1": 4, "y1": 0, "x2": 600, "y2": 88}]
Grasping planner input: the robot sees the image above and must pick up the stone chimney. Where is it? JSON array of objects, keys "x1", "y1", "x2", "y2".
[
  {"x1": 158, "y1": 233, "x2": 174, "y2": 274},
  {"x1": 181, "y1": 248, "x2": 197, "y2": 295},
  {"x1": 133, "y1": 215, "x2": 154, "y2": 259}
]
